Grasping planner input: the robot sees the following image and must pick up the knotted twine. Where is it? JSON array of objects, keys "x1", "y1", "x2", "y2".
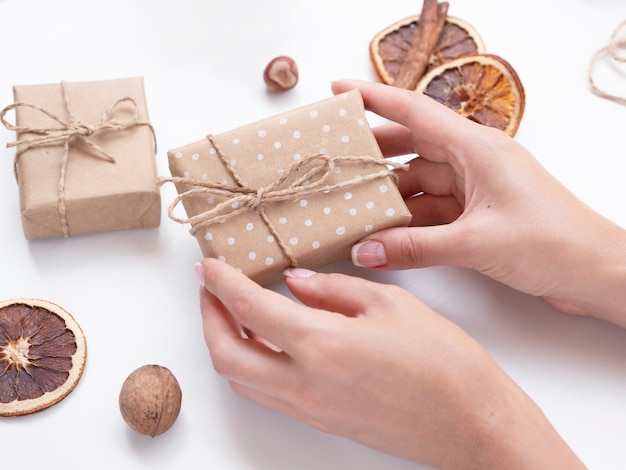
[
  {"x1": 163, "y1": 134, "x2": 408, "y2": 269},
  {"x1": 589, "y1": 20, "x2": 626, "y2": 105},
  {"x1": 0, "y1": 81, "x2": 156, "y2": 237}
]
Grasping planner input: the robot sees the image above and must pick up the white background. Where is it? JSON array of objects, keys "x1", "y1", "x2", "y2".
[{"x1": 1, "y1": 0, "x2": 625, "y2": 469}]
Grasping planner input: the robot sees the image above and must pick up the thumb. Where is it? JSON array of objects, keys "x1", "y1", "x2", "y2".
[{"x1": 351, "y1": 224, "x2": 471, "y2": 270}]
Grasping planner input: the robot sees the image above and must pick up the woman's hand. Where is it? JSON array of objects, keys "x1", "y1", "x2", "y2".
[
  {"x1": 332, "y1": 80, "x2": 626, "y2": 327},
  {"x1": 197, "y1": 258, "x2": 583, "y2": 469}
]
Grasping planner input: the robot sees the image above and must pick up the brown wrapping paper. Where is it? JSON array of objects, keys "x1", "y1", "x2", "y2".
[
  {"x1": 167, "y1": 90, "x2": 411, "y2": 285},
  {"x1": 6, "y1": 77, "x2": 160, "y2": 240}
]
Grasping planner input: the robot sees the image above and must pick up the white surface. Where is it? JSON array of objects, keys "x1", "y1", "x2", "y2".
[{"x1": 1, "y1": 0, "x2": 625, "y2": 469}]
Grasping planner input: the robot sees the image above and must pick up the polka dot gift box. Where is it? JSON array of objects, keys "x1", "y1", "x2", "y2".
[{"x1": 165, "y1": 90, "x2": 411, "y2": 286}]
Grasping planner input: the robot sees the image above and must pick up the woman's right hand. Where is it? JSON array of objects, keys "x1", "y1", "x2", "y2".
[
  {"x1": 197, "y1": 259, "x2": 584, "y2": 469},
  {"x1": 332, "y1": 80, "x2": 626, "y2": 327}
]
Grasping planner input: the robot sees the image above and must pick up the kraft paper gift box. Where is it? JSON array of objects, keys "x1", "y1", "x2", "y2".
[
  {"x1": 1, "y1": 77, "x2": 161, "y2": 240},
  {"x1": 166, "y1": 89, "x2": 411, "y2": 286}
]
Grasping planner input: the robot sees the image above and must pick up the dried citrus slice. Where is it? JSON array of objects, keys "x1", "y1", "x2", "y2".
[
  {"x1": 0, "y1": 298, "x2": 87, "y2": 416},
  {"x1": 370, "y1": 15, "x2": 485, "y2": 86},
  {"x1": 415, "y1": 53, "x2": 525, "y2": 136}
]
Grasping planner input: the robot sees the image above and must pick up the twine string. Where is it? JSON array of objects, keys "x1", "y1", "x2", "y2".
[
  {"x1": 589, "y1": 20, "x2": 626, "y2": 105},
  {"x1": 0, "y1": 81, "x2": 157, "y2": 237},
  {"x1": 162, "y1": 135, "x2": 408, "y2": 268}
]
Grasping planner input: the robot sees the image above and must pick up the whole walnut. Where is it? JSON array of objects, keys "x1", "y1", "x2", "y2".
[{"x1": 119, "y1": 364, "x2": 182, "y2": 437}]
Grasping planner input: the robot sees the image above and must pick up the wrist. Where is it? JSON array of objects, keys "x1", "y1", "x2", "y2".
[
  {"x1": 463, "y1": 374, "x2": 585, "y2": 469},
  {"x1": 546, "y1": 220, "x2": 626, "y2": 328}
]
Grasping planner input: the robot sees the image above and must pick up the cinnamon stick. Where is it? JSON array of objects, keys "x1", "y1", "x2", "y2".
[{"x1": 394, "y1": 0, "x2": 448, "y2": 90}]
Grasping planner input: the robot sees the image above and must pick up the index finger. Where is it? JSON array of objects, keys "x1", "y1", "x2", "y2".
[
  {"x1": 331, "y1": 79, "x2": 476, "y2": 163},
  {"x1": 198, "y1": 258, "x2": 316, "y2": 352}
]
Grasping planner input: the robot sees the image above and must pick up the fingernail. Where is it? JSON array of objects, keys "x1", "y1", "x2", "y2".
[
  {"x1": 352, "y1": 240, "x2": 387, "y2": 267},
  {"x1": 283, "y1": 268, "x2": 317, "y2": 279},
  {"x1": 194, "y1": 262, "x2": 205, "y2": 286}
]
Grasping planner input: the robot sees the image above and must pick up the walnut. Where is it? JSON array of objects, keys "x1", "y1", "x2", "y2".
[{"x1": 119, "y1": 364, "x2": 182, "y2": 437}]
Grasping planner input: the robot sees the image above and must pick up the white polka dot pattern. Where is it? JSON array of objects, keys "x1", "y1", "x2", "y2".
[{"x1": 166, "y1": 90, "x2": 411, "y2": 285}]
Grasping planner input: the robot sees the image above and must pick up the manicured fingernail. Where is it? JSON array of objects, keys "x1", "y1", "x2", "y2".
[
  {"x1": 352, "y1": 240, "x2": 387, "y2": 267},
  {"x1": 194, "y1": 262, "x2": 205, "y2": 286},
  {"x1": 283, "y1": 268, "x2": 317, "y2": 279}
]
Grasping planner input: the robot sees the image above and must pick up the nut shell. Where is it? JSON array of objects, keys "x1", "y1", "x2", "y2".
[
  {"x1": 119, "y1": 364, "x2": 182, "y2": 437},
  {"x1": 263, "y1": 56, "x2": 299, "y2": 92}
]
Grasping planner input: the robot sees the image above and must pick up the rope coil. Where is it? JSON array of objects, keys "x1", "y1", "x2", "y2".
[{"x1": 589, "y1": 20, "x2": 626, "y2": 105}]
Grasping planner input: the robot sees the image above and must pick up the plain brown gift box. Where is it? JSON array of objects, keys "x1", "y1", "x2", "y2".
[
  {"x1": 167, "y1": 89, "x2": 411, "y2": 286},
  {"x1": 8, "y1": 77, "x2": 160, "y2": 240}
]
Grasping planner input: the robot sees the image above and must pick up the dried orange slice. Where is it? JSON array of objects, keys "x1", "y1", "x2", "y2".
[
  {"x1": 415, "y1": 53, "x2": 525, "y2": 136},
  {"x1": 370, "y1": 15, "x2": 485, "y2": 86},
  {"x1": 0, "y1": 298, "x2": 87, "y2": 416}
]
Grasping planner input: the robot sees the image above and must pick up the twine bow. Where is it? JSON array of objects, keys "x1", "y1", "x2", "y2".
[
  {"x1": 0, "y1": 81, "x2": 156, "y2": 237},
  {"x1": 163, "y1": 135, "x2": 407, "y2": 268},
  {"x1": 589, "y1": 20, "x2": 626, "y2": 105}
]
